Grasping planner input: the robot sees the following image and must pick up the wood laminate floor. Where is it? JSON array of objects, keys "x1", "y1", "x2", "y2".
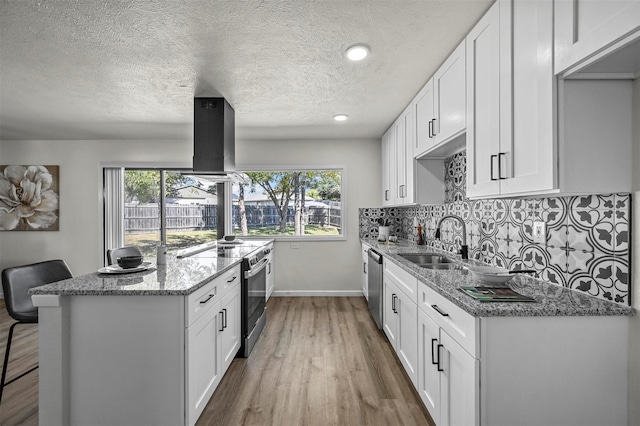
[{"x1": 0, "y1": 297, "x2": 434, "y2": 426}]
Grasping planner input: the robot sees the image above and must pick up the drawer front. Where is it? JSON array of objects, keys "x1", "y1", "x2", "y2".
[
  {"x1": 419, "y1": 283, "x2": 478, "y2": 358},
  {"x1": 217, "y1": 265, "x2": 241, "y2": 298},
  {"x1": 384, "y1": 258, "x2": 418, "y2": 303},
  {"x1": 186, "y1": 279, "x2": 221, "y2": 327}
]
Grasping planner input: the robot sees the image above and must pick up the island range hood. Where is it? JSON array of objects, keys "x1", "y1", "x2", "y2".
[{"x1": 192, "y1": 97, "x2": 248, "y2": 183}]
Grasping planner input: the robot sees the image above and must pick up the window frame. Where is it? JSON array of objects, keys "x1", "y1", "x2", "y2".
[{"x1": 232, "y1": 164, "x2": 347, "y2": 242}]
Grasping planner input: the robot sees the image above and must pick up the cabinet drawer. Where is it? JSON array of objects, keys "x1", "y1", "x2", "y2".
[
  {"x1": 186, "y1": 278, "x2": 221, "y2": 328},
  {"x1": 217, "y1": 264, "x2": 241, "y2": 298},
  {"x1": 384, "y1": 259, "x2": 417, "y2": 303},
  {"x1": 419, "y1": 283, "x2": 478, "y2": 358}
]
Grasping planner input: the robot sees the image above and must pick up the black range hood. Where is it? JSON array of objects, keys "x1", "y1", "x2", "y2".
[{"x1": 193, "y1": 97, "x2": 235, "y2": 174}]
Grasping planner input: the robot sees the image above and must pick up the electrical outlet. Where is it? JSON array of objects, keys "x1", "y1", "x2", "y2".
[
  {"x1": 533, "y1": 221, "x2": 546, "y2": 244},
  {"x1": 413, "y1": 217, "x2": 418, "y2": 226}
]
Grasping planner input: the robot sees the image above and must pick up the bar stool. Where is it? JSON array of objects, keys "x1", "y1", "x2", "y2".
[{"x1": 1, "y1": 259, "x2": 73, "y2": 404}]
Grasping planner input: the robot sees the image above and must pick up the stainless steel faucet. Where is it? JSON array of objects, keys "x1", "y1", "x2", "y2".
[{"x1": 435, "y1": 215, "x2": 469, "y2": 260}]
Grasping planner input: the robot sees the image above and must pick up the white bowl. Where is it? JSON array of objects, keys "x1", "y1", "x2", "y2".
[{"x1": 467, "y1": 265, "x2": 513, "y2": 284}]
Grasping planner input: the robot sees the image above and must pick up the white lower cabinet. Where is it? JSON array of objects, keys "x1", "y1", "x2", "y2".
[
  {"x1": 265, "y1": 243, "x2": 275, "y2": 301},
  {"x1": 185, "y1": 264, "x2": 242, "y2": 426},
  {"x1": 413, "y1": 271, "x2": 628, "y2": 426},
  {"x1": 186, "y1": 299, "x2": 223, "y2": 425},
  {"x1": 417, "y1": 284, "x2": 478, "y2": 426},
  {"x1": 383, "y1": 260, "x2": 418, "y2": 387},
  {"x1": 361, "y1": 242, "x2": 370, "y2": 300}
]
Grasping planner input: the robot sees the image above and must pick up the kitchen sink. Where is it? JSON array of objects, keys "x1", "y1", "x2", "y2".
[{"x1": 398, "y1": 253, "x2": 457, "y2": 269}]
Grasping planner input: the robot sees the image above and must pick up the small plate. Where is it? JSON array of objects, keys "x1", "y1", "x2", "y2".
[
  {"x1": 98, "y1": 262, "x2": 153, "y2": 274},
  {"x1": 467, "y1": 265, "x2": 513, "y2": 284}
]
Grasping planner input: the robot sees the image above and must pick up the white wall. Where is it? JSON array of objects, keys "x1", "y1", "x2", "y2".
[
  {"x1": 0, "y1": 137, "x2": 381, "y2": 295},
  {"x1": 0, "y1": 139, "x2": 192, "y2": 277},
  {"x1": 630, "y1": 77, "x2": 640, "y2": 425},
  {"x1": 236, "y1": 138, "x2": 381, "y2": 295}
]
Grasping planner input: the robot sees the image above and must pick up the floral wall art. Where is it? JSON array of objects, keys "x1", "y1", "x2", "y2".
[{"x1": 0, "y1": 165, "x2": 60, "y2": 231}]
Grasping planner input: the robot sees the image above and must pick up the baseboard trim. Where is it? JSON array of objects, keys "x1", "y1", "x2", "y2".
[{"x1": 271, "y1": 290, "x2": 365, "y2": 297}]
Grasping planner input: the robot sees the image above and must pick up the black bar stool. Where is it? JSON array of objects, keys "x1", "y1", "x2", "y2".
[{"x1": 1, "y1": 259, "x2": 72, "y2": 404}]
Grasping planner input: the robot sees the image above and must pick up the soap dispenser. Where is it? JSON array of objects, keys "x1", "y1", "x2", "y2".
[{"x1": 417, "y1": 223, "x2": 424, "y2": 245}]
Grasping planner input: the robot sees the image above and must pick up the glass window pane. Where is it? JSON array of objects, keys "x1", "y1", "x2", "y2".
[
  {"x1": 164, "y1": 172, "x2": 217, "y2": 250},
  {"x1": 231, "y1": 170, "x2": 342, "y2": 237},
  {"x1": 123, "y1": 170, "x2": 161, "y2": 257}
]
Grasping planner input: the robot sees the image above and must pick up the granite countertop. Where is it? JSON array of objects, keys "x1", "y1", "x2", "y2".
[
  {"x1": 362, "y1": 239, "x2": 635, "y2": 317},
  {"x1": 30, "y1": 239, "x2": 274, "y2": 297}
]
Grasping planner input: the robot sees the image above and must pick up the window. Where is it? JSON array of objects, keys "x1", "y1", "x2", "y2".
[
  {"x1": 230, "y1": 169, "x2": 343, "y2": 238},
  {"x1": 104, "y1": 167, "x2": 343, "y2": 260},
  {"x1": 104, "y1": 168, "x2": 219, "y2": 258}
]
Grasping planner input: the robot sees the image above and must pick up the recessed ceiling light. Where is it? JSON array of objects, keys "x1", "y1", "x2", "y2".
[
  {"x1": 334, "y1": 114, "x2": 349, "y2": 121},
  {"x1": 346, "y1": 44, "x2": 370, "y2": 61}
]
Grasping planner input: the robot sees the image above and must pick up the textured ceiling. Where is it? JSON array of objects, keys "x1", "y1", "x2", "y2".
[{"x1": 0, "y1": 0, "x2": 493, "y2": 141}]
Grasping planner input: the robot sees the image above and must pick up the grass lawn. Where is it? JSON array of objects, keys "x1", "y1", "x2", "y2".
[{"x1": 125, "y1": 225, "x2": 339, "y2": 257}]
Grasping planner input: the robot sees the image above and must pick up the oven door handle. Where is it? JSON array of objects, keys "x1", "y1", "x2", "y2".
[{"x1": 244, "y1": 257, "x2": 269, "y2": 279}]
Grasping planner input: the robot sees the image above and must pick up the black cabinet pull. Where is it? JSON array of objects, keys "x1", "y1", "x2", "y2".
[
  {"x1": 428, "y1": 119, "x2": 434, "y2": 138},
  {"x1": 392, "y1": 294, "x2": 397, "y2": 313},
  {"x1": 437, "y1": 344, "x2": 444, "y2": 372},
  {"x1": 227, "y1": 275, "x2": 237, "y2": 283},
  {"x1": 431, "y1": 304, "x2": 449, "y2": 317},
  {"x1": 222, "y1": 308, "x2": 227, "y2": 329},
  {"x1": 363, "y1": 262, "x2": 367, "y2": 274},
  {"x1": 431, "y1": 338, "x2": 438, "y2": 365},
  {"x1": 498, "y1": 152, "x2": 507, "y2": 180},
  {"x1": 385, "y1": 189, "x2": 389, "y2": 201},
  {"x1": 219, "y1": 312, "x2": 224, "y2": 332},
  {"x1": 432, "y1": 118, "x2": 437, "y2": 136},
  {"x1": 490, "y1": 154, "x2": 498, "y2": 181},
  {"x1": 200, "y1": 293, "x2": 215, "y2": 305}
]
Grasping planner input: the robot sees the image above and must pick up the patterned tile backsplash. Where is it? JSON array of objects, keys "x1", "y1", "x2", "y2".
[{"x1": 359, "y1": 151, "x2": 632, "y2": 306}]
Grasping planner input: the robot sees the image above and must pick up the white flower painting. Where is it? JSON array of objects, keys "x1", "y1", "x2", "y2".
[{"x1": 0, "y1": 165, "x2": 60, "y2": 231}]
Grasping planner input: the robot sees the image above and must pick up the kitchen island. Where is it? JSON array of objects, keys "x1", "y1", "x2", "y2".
[
  {"x1": 363, "y1": 238, "x2": 634, "y2": 426},
  {"x1": 29, "y1": 240, "x2": 272, "y2": 426}
]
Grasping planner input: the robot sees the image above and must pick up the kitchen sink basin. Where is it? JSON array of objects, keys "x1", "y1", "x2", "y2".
[{"x1": 398, "y1": 253, "x2": 457, "y2": 269}]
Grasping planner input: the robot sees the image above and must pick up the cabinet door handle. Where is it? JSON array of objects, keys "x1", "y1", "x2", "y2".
[
  {"x1": 268, "y1": 263, "x2": 271, "y2": 274},
  {"x1": 219, "y1": 312, "x2": 224, "y2": 332},
  {"x1": 222, "y1": 308, "x2": 227, "y2": 329},
  {"x1": 431, "y1": 338, "x2": 439, "y2": 365},
  {"x1": 385, "y1": 189, "x2": 389, "y2": 201},
  {"x1": 490, "y1": 154, "x2": 498, "y2": 181},
  {"x1": 432, "y1": 118, "x2": 438, "y2": 136},
  {"x1": 363, "y1": 262, "x2": 367, "y2": 274},
  {"x1": 431, "y1": 304, "x2": 449, "y2": 317},
  {"x1": 200, "y1": 292, "x2": 216, "y2": 305},
  {"x1": 428, "y1": 119, "x2": 434, "y2": 138},
  {"x1": 392, "y1": 294, "x2": 397, "y2": 313},
  {"x1": 227, "y1": 275, "x2": 237, "y2": 283},
  {"x1": 399, "y1": 184, "x2": 405, "y2": 198},
  {"x1": 437, "y1": 344, "x2": 444, "y2": 372},
  {"x1": 498, "y1": 152, "x2": 507, "y2": 180}
]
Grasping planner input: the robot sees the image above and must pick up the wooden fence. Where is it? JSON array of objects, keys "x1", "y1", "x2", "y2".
[{"x1": 124, "y1": 204, "x2": 340, "y2": 234}]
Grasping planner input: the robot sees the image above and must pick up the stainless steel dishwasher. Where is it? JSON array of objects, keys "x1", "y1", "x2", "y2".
[{"x1": 367, "y1": 248, "x2": 383, "y2": 329}]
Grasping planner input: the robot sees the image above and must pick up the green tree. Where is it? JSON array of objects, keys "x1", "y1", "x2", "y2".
[
  {"x1": 245, "y1": 172, "x2": 297, "y2": 232},
  {"x1": 124, "y1": 170, "x2": 190, "y2": 203}
]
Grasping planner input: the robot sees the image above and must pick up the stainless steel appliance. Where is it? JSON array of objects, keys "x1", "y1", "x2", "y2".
[
  {"x1": 367, "y1": 248, "x2": 383, "y2": 329},
  {"x1": 239, "y1": 247, "x2": 269, "y2": 357}
]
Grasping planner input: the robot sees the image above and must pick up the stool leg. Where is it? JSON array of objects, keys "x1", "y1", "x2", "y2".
[{"x1": 0, "y1": 321, "x2": 18, "y2": 404}]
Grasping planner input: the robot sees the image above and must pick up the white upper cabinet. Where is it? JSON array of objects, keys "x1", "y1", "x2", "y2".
[
  {"x1": 467, "y1": 0, "x2": 556, "y2": 198},
  {"x1": 467, "y1": 0, "x2": 633, "y2": 199},
  {"x1": 414, "y1": 41, "x2": 466, "y2": 158},
  {"x1": 465, "y1": 2, "x2": 502, "y2": 197},
  {"x1": 554, "y1": 0, "x2": 640, "y2": 75},
  {"x1": 382, "y1": 104, "x2": 415, "y2": 207},
  {"x1": 433, "y1": 42, "x2": 466, "y2": 147}
]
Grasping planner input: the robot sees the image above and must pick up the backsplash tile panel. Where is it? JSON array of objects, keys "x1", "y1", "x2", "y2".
[{"x1": 359, "y1": 150, "x2": 632, "y2": 306}]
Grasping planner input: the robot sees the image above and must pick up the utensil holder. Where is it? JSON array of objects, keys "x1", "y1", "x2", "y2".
[{"x1": 378, "y1": 226, "x2": 390, "y2": 240}]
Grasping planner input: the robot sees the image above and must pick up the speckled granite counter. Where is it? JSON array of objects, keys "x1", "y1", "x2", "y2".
[
  {"x1": 29, "y1": 239, "x2": 273, "y2": 296},
  {"x1": 362, "y1": 238, "x2": 634, "y2": 317},
  {"x1": 29, "y1": 255, "x2": 242, "y2": 296}
]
